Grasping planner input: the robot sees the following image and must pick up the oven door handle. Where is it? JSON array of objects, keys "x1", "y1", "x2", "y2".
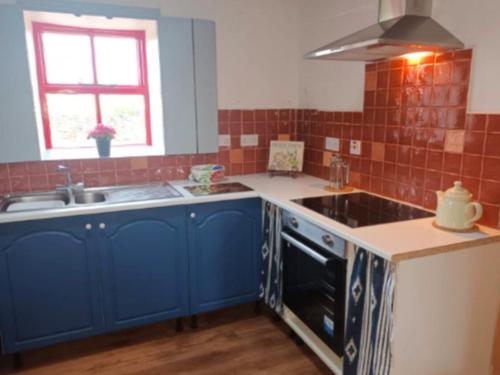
[{"x1": 281, "y1": 231, "x2": 330, "y2": 266}]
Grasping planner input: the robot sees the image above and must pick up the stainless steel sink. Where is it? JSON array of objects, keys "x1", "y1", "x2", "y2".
[
  {"x1": 0, "y1": 192, "x2": 71, "y2": 212},
  {"x1": 74, "y1": 192, "x2": 107, "y2": 205},
  {"x1": 0, "y1": 183, "x2": 183, "y2": 213}
]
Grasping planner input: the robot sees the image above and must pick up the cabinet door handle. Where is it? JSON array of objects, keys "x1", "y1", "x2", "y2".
[
  {"x1": 190, "y1": 212, "x2": 196, "y2": 219},
  {"x1": 99, "y1": 223, "x2": 106, "y2": 230},
  {"x1": 85, "y1": 223, "x2": 92, "y2": 231}
]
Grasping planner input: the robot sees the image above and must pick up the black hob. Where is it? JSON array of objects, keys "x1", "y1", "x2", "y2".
[{"x1": 293, "y1": 192, "x2": 434, "y2": 228}]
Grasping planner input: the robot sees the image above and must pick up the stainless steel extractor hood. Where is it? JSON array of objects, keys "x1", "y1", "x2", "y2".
[{"x1": 305, "y1": 0, "x2": 464, "y2": 61}]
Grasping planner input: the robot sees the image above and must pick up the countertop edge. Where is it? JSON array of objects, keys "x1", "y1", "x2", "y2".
[
  {"x1": 1, "y1": 174, "x2": 499, "y2": 263},
  {"x1": 0, "y1": 190, "x2": 260, "y2": 224},
  {"x1": 390, "y1": 234, "x2": 500, "y2": 262}
]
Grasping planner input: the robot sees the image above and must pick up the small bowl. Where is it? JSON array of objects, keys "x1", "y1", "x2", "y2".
[{"x1": 189, "y1": 164, "x2": 225, "y2": 184}]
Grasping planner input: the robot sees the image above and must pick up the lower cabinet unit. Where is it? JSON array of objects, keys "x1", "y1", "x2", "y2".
[
  {"x1": 0, "y1": 215, "x2": 104, "y2": 353},
  {"x1": 0, "y1": 198, "x2": 262, "y2": 354},
  {"x1": 96, "y1": 207, "x2": 190, "y2": 331},
  {"x1": 187, "y1": 198, "x2": 262, "y2": 314}
]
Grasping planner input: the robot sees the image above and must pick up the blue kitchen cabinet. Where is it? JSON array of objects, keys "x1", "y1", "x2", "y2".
[
  {"x1": 0, "y1": 215, "x2": 104, "y2": 353},
  {"x1": 187, "y1": 198, "x2": 262, "y2": 314},
  {"x1": 96, "y1": 206, "x2": 190, "y2": 331},
  {"x1": 0, "y1": 199, "x2": 262, "y2": 354}
]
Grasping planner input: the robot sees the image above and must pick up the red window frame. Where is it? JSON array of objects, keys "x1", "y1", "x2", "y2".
[{"x1": 32, "y1": 22, "x2": 152, "y2": 149}]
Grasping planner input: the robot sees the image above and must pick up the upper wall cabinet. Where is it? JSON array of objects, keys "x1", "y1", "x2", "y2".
[{"x1": 159, "y1": 17, "x2": 218, "y2": 155}]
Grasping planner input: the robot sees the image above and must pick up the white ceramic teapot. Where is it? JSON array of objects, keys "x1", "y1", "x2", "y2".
[{"x1": 436, "y1": 181, "x2": 483, "y2": 230}]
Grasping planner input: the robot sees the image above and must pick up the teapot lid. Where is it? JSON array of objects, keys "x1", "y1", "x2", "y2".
[{"x1": 443, "y1": 181, "x2": 472, "y2": 201}]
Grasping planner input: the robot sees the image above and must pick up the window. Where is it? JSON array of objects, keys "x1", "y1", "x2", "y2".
[{"x1": 32, "y1": 22, "x2": 152, "y2": 150}]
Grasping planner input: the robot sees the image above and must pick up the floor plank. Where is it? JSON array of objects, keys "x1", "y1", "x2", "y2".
[{"x1": 0, "y1": 305, "x2": 333, "y2": 374}]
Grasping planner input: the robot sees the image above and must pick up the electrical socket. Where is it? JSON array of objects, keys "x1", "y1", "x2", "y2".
[
  {"x1": 219, "y1": 135, "x2": 231, "y2": 147},
  {"x1": 240, "y1": 134, "x2": 259, "y2": 147},
  {"x1": 325, "y1": 137, "x2": 340, "y2": 152},
  {"x1": 350, "y1": 140, "x2": 362, "y2": 155}
]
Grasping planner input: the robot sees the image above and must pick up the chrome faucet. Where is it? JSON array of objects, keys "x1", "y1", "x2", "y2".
[{"x1": 56, "y1": 165, "x2": 84, "y2": 192}]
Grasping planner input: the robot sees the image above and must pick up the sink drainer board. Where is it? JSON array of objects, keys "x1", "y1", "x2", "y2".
[{"x1": 105, "y1": 184, "x2": 182, "y2": 203}]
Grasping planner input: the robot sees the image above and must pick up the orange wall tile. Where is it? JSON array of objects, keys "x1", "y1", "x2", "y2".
[
  {"x1": 0, "y1": 109, "x2": 298, "y2": 195},
  {"x1": 298, "y1": 49, "x2": 500, "y2": 229}
]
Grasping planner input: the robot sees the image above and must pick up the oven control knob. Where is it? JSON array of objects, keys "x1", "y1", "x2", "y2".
[
  {"x1": 290, "y1": 217, "x2": 299, "y2": 228},
  {"x1": 322, "y1": 234, "x2": 334, "y2": 247}
]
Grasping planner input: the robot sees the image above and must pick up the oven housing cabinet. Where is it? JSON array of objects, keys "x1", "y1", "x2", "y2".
[
  {"x1": 280, "y1": 211, "x2": 500, "y2": 375},
  {"x1": 389, "y1": 241, "x2": 499, "y2": 375}
]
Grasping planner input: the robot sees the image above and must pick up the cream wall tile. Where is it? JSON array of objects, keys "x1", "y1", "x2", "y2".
[{"x1": 445, "y1": 130, "x2": 465, "y2": 153}]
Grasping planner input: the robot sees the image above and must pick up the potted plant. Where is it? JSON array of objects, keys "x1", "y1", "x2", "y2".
[{"x1": 88, "y1": 123, "x2": 116, "y2": 158}]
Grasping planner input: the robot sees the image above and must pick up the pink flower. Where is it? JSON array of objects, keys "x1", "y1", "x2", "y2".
[{"x1": 88, "y1": 123, "x2": 116, "y2": 140}]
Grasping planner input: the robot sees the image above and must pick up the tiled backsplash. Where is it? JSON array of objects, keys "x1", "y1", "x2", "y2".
[
  {"x1": 0, "y1": 49, "x2": 498, "y2": 228},
  {"x1": 0, "y1": 109, "x2": 296, "y2": 194},
  {"x1": 298, "y1": 49, "x2": 500, "y2": 228}
]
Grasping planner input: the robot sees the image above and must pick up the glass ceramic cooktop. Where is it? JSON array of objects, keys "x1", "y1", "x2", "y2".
[
  {"x1": 184, "y1": 182, "x2": 253, "y2": 196},
  {"x1": 293, "y1": 192, "x2": 434, "y2": 228}
]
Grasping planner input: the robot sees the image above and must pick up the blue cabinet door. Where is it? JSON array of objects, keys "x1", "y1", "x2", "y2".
[
  {"x1": 96, "y1": 206, "x2": 189, "y2": 330},
  {"x1": 0, "y1": 216, "x2": 104, "y2": 353},
  {"x1": 188, "y1": 198, "x2": 262, "y2": 314}
]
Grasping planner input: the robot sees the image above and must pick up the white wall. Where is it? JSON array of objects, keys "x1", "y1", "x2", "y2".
[
  {"x1": 298, "y1": 0, "x2": 377, "y2": 111},
  {"x1": 159, "y1": 0, "x2": 300, "y2": 109},
  {"x1": 8, "y1": 0, "x2": 500, "y2": 112}
]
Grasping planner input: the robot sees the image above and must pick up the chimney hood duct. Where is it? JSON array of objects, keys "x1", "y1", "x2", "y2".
[{"x1": 305, "y1": 0, "x2": 464, "y2": 61}]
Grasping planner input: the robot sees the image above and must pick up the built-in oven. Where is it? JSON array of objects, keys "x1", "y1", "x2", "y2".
[{"x1": 282, "y1": 211, "x2": 346, "y2": 358}]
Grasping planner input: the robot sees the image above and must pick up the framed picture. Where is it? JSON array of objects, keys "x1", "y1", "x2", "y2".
[{"x1": 267, "y1": 141, "x2": 304, "y2": 173}]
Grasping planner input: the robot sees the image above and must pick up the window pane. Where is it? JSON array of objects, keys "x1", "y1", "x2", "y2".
[
  {"x1": 100, "y1": 95, "x2": 146, "y2": 145},
  {"x1": 46, "y1": 94, "x2": 96, "y2": 148},
  {"x1": 42, "y1": 32, "x2": 93, "y2": 84},
  {"x1": 94, "y1": 36, "x2": 140, "y2": 85}
]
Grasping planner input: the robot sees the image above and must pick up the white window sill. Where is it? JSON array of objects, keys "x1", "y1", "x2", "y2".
[{"x1": 41, "y1": 145, "x2": 165, "y2": 160}]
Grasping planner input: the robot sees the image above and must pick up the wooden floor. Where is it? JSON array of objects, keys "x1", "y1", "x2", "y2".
[{"x1": 0, "y1": 305, "x2": 332, "y2": 375}]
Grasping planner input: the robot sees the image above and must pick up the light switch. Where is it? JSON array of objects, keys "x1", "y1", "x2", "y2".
[
  {"x1": 241, "y1": 134, "x2": 259, "y2": 147},
  {"x1": 219, "y1": 134, "x2": 231, "y2": 147},
  {"x1": 325, "y1": 137, "x2": 340, "y2": 152},
  {"x1": 350, "y1": 140, "x2": 362, "y2": 155}
]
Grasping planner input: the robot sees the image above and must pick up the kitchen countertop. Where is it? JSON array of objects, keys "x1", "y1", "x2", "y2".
[{"x1": 1, "y1": 173, "x2": 499, "y2": 262}]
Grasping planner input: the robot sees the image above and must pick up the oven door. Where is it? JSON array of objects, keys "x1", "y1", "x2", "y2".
[{"x1": 282, "y1": 229, "x2": 346, "y2": 357}]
